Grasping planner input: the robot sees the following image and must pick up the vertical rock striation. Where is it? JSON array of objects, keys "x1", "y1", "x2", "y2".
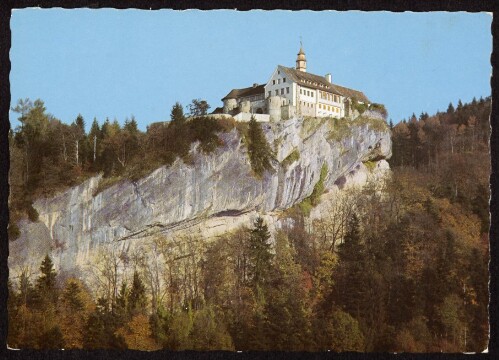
[{"x1": 9, "y1": 116, "x2": 391, "y2": 276}]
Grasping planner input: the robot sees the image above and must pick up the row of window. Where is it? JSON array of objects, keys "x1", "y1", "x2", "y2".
[
  {"x1": 268, "y1": 87, "x2": 290, "y2": 97},
  {"x1": 319, "y1": 103, "x2": 341, "y2": 113},
  {"x1": 300, "y1": 101, "x2": 314, "y2": 108},
  {"x1": 300, "y1": 78, "x2": 330, "y2": 90},
  {"x1": 300, "y1": 88, "x2": 315, "y2": 97},
  {"x1": 320, "y1": 91, "x2": 340, "y2": 103},
  {"x1": 272, "y1": 77, "x2": 287, "y2": 85}
]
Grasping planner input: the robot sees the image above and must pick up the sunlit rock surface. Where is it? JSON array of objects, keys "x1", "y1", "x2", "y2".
[{"x1": 9, "y1": 116, "x2": 391, "y2": 277}]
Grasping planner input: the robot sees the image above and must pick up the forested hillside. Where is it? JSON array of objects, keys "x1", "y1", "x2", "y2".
[{"x1": 8, "y1": 98, "x2": 490, "y2": 352}]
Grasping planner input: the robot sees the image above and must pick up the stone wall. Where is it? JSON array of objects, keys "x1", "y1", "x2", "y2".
[{"x1": 233, "y1": 113, "x2": 270, "y2": 122}]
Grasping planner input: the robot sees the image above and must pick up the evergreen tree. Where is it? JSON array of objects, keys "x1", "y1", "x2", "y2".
[
  {"x1": 62, "y1": 280, "x2": 84, "y2": 311},
  {"x1": 457, "y1": 99, "x2": 463, "y2": 110},
  {"x1": 84, "y1": 297, "x2": 128, "y2": 349},
  {"x1": 334, "y1": 213, "x2": 367, "y2": 319},
  {"x1": 447, "y1": 102, "x2": 455, "y2": 114},
  {"x1": 247, "y1": 217, "x2": 273, "y2": 287},
  {"x1": 36, "y1": 254, "x2": 58, "y2": 304},
  {"x1": 75, "y1": 114, "x2": 85, "y2": 134},
  {"x1": 389, "y1": 119, "x2": 394, "y2": 130},
  {"x1": 247, "y1": 116, "x2": 274, "y2": 177},
  {"x1": 170, "y1": 102, "x2": 186, "y2": 126},
  {"x1": 128, "y1": 271, "x2": 147, "y2": 317},
  {"x1": 124, "y1": 115, "x2": 139, "y2": 133}
]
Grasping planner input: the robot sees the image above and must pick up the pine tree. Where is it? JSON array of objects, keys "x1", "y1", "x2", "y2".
[
  {"x1": 63, "y1": 280, "x2": 84, "y2": 311},
  {"x1": 447, "y1": 102, "x2": 455, "y2": 114},
  {"x1": 170, "y1": 102, "x2": 186, "y2": 126},
  {"x1": 36, "y1": 254, "x2": 58, "y2": 304},
  {"x1": 247, "y1": 116, "x2": 274, "y2": 177},
  {"x1": 124, "y1": 115, "x2": 138, "y2": 133},
  {"x1": 247, "y1": 216, "x2": 273, "y2": 287},
  {"x1": 334, "y1": 213, "x2": 367, "y2": 320},
  {"x1": 128, "y1": 271, "x2": 147, "y2": 317},
  {"x1": 457, "y1": 99, "x2": 463, "y2": 110},
  {"x1": 75, "y1": 114, "x2": 85, "y2": 134}
]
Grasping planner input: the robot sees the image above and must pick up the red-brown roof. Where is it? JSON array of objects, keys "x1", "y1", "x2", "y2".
[{"x1": 278, "y1": 65, "x2": 370, "y2": 103}]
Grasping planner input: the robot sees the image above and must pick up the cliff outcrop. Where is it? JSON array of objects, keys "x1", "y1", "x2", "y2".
[{"x1": 9, "y1": 115, "x2": 391, "y2": 277}]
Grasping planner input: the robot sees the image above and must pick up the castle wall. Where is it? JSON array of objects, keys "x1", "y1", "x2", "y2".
[
  {"x1": 233, "y1": 113, "x2": 270, "y2": 122},
  {"x1": 223, "y1": 98, "x2": 238, "y2": 114},
  {"x1": 267, "y1": 96, "x2": 284, "y2": 122}
]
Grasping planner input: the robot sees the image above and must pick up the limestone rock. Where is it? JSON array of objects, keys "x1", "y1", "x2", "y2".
[{"x1": 9, "y1": 116, "x2": 391, "y2": 277}]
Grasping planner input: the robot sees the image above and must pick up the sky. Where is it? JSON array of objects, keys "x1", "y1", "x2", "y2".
[{"x1": 9, "y1": 9, "x2": 492, "y2": 131}]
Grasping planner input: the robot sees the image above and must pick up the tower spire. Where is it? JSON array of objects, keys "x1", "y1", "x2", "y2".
[{"x1": 296, "y1": 39, "x2": 307, "y2": 72}]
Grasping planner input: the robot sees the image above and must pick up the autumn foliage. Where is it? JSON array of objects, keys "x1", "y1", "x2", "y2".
[{"x1": 8, "y1": 98, "x2": 490, "y2": 351}]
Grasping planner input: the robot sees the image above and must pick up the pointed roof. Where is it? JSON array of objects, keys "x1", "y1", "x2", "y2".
[{"x1": 278, "y1": 65, "x2": 370, "y2": 103}]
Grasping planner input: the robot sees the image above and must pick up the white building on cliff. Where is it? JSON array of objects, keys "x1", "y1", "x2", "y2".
[{"x1": 215, "y1": 46, "x2": 371, "y2": 122}]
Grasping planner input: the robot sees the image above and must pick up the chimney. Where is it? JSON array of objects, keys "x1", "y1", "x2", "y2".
[
  {"x1": 253, "y1": 83, "x2": 258, "y2": 88},
  {"x1": 325, "y1": 73, "x2": 332, "y2": 83}
]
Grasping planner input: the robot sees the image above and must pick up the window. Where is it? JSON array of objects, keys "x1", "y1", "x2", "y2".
[
  {"x1": 283, "y1": 78, "x2": 286, "y2": 83},
  {"x1": 278, "y1": 79, "x2": 281, "y2": 84},
  {"x1": 307, "y1": 91, "x2": 310, "y2": 96},
  {"x1": 278, "y1": 70, "x2": 280, "y2": 74},
  {"x1": 281, "y1": 88, "x2": 284, "y2": 95},
  {"x1": 273, "y1": 80, "x2": 276, "y2": 85},
  {"x1": 286, "y1": 87, "x2": 290, "y2": 94},
  {"x1": 300, "y1": 89, "x2": 302, "y2": 94},
  {"x1": 311, "y1": 92, "x2": 314, "y2": 97},
  {"x1": 268, "y1": 91, "x2": 271, "y2": 97},
  {"x1": 319, "y1": 104, "x2": 322, "y2": 109},
  {"x1": 275, "y1": 90, "x2": 279, "y2": 96}
]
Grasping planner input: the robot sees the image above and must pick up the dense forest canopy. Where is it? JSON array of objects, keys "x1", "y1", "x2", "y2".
[{"x1": 8, "y1": 97, "x2": 490, "y2": 351}]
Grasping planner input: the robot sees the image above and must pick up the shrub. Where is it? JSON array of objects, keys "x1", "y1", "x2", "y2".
[
  {"x1": 298, "y1": 199, "x2": 313, "y2": 217},
  {"x1": 93, "y1": 176, "x2": 124, "y2": 197},
  {"x1": 281, "y1": 149, "x2": 300, "y2": 169},
  {"x1": 188, "y1": 116, "x2": 225, "y2": 154},
  {"x1": 352, "y1": 116, "x2": 388, "y2": 132},
  {"x1": 351, "y1": 99, "x2": 367, "y2": 114},
  {"x1": 369, "y1": 103, "x2": 388, "y2": 119},
  {"x1": 215, "y1": 116, "x2": 237, "y2": 132},
  {"x1": 308, "y1": 164, "x2": 328, "y2": 206},
  {"x1": 363, "y1": 160, "x2": 377, "y2": 172},
  {"x1": 297, "y1": 163, "x2": 328, "y2": 216},
  {"x1": 328, "y1": 117, "x2": 352, "y2": 141}
]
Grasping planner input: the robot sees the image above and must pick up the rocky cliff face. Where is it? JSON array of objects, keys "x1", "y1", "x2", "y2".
[{"x1": 9, "y1": 116, "x2": 391, "y2": 277}]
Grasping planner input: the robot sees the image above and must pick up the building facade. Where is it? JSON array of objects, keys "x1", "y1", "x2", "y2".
[{"x1": 218, "y1": 46, "x2": 371, "y2": 122}]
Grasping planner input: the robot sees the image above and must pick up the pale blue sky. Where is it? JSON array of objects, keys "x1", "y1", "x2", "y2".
[{"x1": 10, "y1": 9, "x2": 492, "y2": 131}]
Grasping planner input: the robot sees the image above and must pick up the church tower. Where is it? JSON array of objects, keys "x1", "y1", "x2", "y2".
[{"x1": 296, "y1": 44, "x2": 307, "y2": 72}]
